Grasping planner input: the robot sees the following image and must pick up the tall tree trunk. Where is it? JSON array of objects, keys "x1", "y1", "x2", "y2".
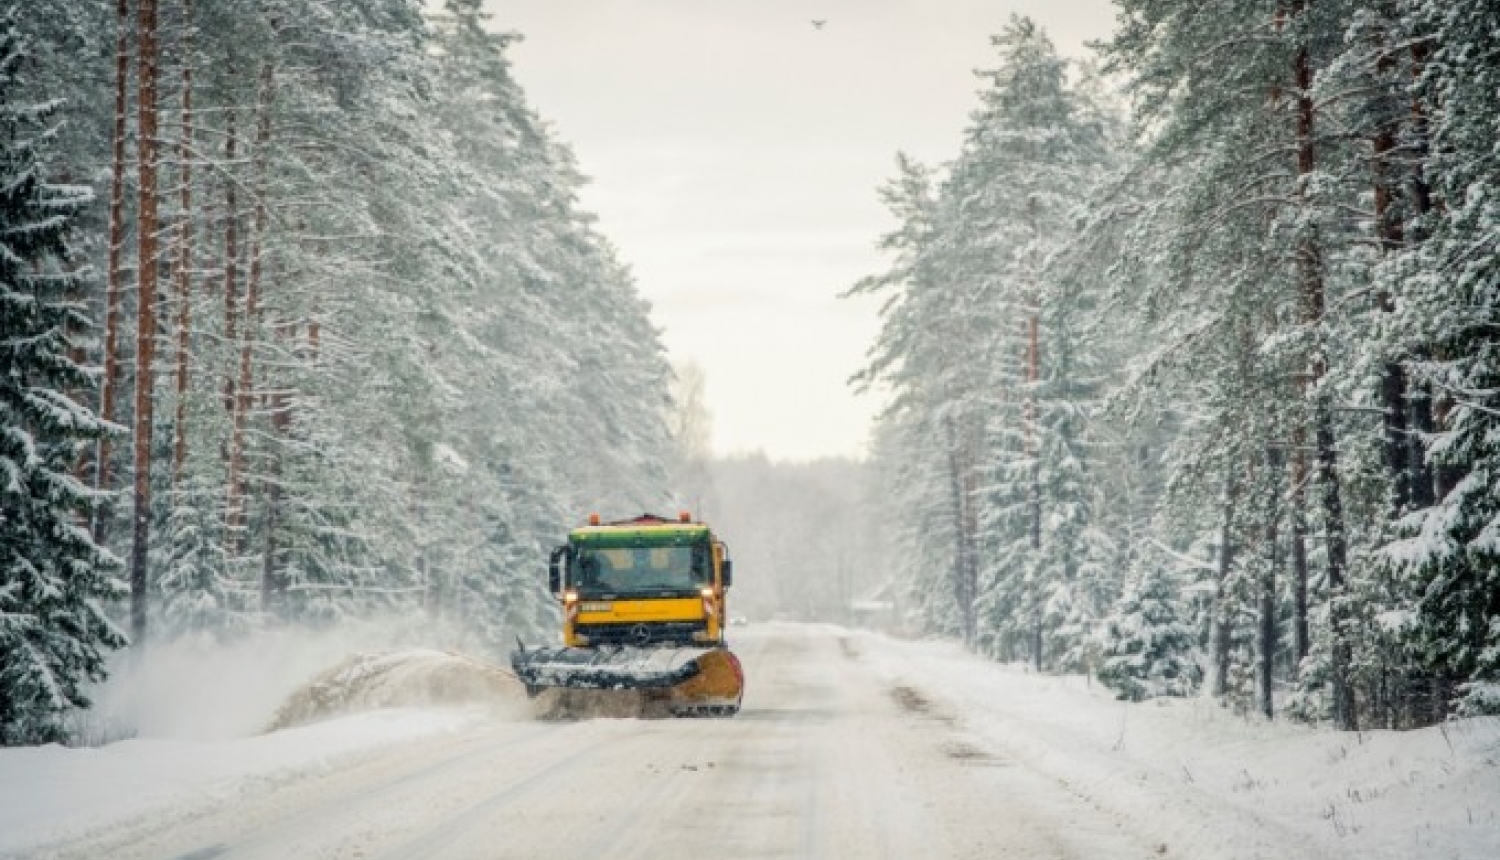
[
  {"x1": 1409, "y1": 382, "x2": 1436, "y2": 507},
  {"x1": 1403, "y1": 39, "x2": 1439, "y2": 510},
  {"x1": 95, "y1": 0, "x2": 131, "y2": 544},
  {"x1": 221, "y1": 109, "x2": 239, "y2": 415},
  {"x1": 959, "y1": 432, "x2": 979, "y2": 648},
  {"x1": 129, "y1": 0, "x2": 161, "y2": 645},
  {"x1": 1292, "y1": 3, "x2": 1356, "y2": 730},
  {"x1": 1267, "y1": 3, "x2": 1304, "y2": 685},
  {"x1": 1212, "y1": 481, "x2": 1236, "y2": 698},
  {"x1": 944, "y1": 417, "x2": 973, "y2": 647},
  {"x1": 1025, "y1": 198, "x2": 1042, "y2": 557},
  {"x1": 1023, "y1": 199, "x2": 1043, "y2": 670},
  {"x1": 171, "y1": 0, "x2": 195, "y2": 489},
  {"x1": 1407, "y1": 39, "x2": 1434, "y2": 227},
  {"x1": 1371, "y1": 21, "x2": 1411, "y2": 517},
  {"x1": 260, "y1": 350, "x2": 291, "y2": 614},
  {"x1": 1025, "y1": 317, "x2": 1042, "y2": 671},
  {"x1": 226, "y1": 61, "x2": 274, "y2": 548},
  {"x1": 1260, "y1": 448, "x2": 1282, "y2": 718},
  {"x1": 1290, "y1": 438, "x2": 1310, "y2": 666},
  {"x1": 1314, "y1": 406, "x2": 1355, "y2": 728},
  {"x1": 1027, "y1": 314, "x2": 1041, "y2": 552}
]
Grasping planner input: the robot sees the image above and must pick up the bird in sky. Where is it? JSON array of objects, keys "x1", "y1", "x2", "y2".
[{"x1": 811, "y1": 20, "x2": 826, "y2": 29}]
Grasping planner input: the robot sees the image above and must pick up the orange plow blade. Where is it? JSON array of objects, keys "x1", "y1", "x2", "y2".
[{"x1": 660, "y1": 647, "x2": 743, "y2": 716}]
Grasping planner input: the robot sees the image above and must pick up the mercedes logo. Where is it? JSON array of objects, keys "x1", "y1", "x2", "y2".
[{"x1": 630, "y1": 624, "x2": 651, "y2": 646}]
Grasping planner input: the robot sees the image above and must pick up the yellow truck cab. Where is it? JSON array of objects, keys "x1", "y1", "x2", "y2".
[{"x1": 550, "y1": 512, "x2": 733, "y2": 648}]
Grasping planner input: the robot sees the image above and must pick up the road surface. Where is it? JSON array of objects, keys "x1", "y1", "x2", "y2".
[{"x1": 36, "y1": 626, "x2": 1171, "y2": 860}]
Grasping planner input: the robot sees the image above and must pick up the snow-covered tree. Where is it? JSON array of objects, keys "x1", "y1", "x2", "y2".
[
  {"x1": 853, "y1": 18, "x2": 1117, "y2": 665},
  {"x1": 0, "y1": 16, "x2": 125, "y2": 744},
  {"x1": 1097, "y1": 564, "x2": 1201, "y2": 701},
  {"x1": 1384, "y1": 0, "x2": 1500, "y2": 718}
]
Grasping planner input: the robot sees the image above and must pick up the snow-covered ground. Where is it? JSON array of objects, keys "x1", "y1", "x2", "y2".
[
  {"x1": 3, "y1": 625, "x2": 1496, "y2": 860},
  {"x1": 855, "y1": 629, "x2": 1500, "y2": 860},
  {"x1": 0, "y1": 708, "x2": 488, "y2": 857}
]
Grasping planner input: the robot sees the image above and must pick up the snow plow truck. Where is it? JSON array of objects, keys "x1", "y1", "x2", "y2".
[{"x1": 510, "y1": 513, "x2": 744, "y2": 717}]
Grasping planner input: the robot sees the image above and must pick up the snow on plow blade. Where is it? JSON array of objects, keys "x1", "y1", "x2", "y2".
[
  {"x1": 510, "y1": 645, "x2": 743, "y2": 717},
  {"x1": 511, "y1": 645, "x2": 706, "y2": 690}
]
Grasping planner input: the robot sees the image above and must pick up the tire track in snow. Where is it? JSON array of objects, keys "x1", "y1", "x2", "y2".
[
  {"x1": 163, "y1": 722, "x2": 563, "y2": 860},
  {"x1": 30, "y1": 720, "x2": 561, "y2": 860},
  {"x1": 362, "y1": 727, "x2": 620, "y2": 860}
]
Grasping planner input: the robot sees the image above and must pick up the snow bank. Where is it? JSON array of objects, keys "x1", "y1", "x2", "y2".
[
  {"x1": 0, "y1": 708, "x2": 482, "y2": 857},
  {"x1": 859, "y1": 632, "x2": 1500, "y2": 860},
  {"x1": 268, "y1": 649, "x2": 528, "y2": 729},
  {"x1": 85, "y1": 622, "x2": 447, "y2": 741},
  {"x1": 1, "y1": 639, "x2": 528, "y2": 858}
]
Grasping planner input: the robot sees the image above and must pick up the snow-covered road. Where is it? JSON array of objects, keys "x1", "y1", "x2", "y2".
[{"x1": 11, "y1": 625, "x2": 1498, "y2": 860}]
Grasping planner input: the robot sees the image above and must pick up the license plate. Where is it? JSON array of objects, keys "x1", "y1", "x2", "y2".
[{"x1": 580, "y1": 602, "x2": 614, "y2": 613}]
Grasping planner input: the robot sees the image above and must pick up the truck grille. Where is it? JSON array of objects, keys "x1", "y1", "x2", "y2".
[{"x1": 576, "y1": 621, "x2": 706, "y2": 647}]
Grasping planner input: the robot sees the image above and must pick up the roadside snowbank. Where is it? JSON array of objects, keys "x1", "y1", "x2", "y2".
[
  {"x1": 268, "y1": 648, "x2": 527, "y2": 729},
  {"x1": 857, "y1": 630, "x2": 1500, "y2": 860},
  {"x1": 0, "y1": 707, "x2": 485, "y2": 857},
  {"x1": 85, "y1": 623, "x2": 451, "y2": 741}
]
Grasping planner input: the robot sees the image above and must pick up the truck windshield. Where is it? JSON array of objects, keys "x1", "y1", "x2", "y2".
[{"x1": 575, "y1": 545, "x2": 706, "y2": 596}]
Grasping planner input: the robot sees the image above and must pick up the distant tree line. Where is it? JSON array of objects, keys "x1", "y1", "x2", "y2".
[
  {"x1": 853, "y1": 2, "x2": 1500, "y2": 729},
  {"x1": 1, "y1": 0, "x2": 673, "y2": 744}
]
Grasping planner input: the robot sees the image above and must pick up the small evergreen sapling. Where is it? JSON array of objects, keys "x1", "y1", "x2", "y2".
[{"x1": 1097, "y1": 566, "x2": 1200, "y2": 701}]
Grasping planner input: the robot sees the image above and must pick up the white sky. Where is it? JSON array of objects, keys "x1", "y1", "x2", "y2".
[{"x1": 484, "y1": 0, "x2": 1117, "y2": 461}]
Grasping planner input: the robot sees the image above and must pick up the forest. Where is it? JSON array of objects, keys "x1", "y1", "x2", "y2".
[
  {"x1": 3, "y1": 0, "x2": 1498, "y2": 747},
  {"x1": 1, "y1": 0, "x2": 677, "y2": 744},
  {"x1": 853, "y1": 1, "x2": 1499, "y2": 730}
]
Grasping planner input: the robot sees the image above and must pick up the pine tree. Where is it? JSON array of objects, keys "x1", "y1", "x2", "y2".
[
  {"x1": 0, "y1": 16, "x2": 126, "y2": 744},
  {"x1": 846, "y1": 153, "x2": 972, "y2": 640},
  {"x1": 946, "y1": 17, "x2": 1112, "y2": 665}
]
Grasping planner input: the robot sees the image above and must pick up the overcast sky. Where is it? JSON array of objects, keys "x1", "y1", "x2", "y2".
[{"x1": 483, "y1": 0, "x2": 1118, "y2": 461}]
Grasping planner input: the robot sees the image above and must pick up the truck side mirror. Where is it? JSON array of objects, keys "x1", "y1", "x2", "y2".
[
  {"x1": 548, "y1": 545, "x2": 569, "y2": 597},
  {"x1": 722, "y1": 558, "x2": 733, "y2": 588}
]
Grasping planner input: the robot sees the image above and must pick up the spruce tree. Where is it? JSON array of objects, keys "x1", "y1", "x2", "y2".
[
  {"x1": 1098, "y1": 564, "x2": 1201, "y2": 701},
  {"x1": 0, "y1": 16, "x2": 125, "y2": 744},
  {"x1": 1386, "y1": 0, "x2": 1500, "y2": 717}
]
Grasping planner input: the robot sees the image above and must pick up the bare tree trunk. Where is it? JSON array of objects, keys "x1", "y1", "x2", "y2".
[
  {"x1": 1023, "y1": 198, "x2": 1043, "y2": 670},
  {"x1": 1024, "y1": 316, "x2": 1043, "y2": 671},
  {"x1": 95, "y1": 0, "x2": 131, "y2": 544},
  {"x1": 1212, "y1": 481, "x2": 1236, "y2": 698},
  {"x1": 1403, "y1": 39, "x2": 1439, "y2": 511},
  {"x1": 1370, "y1": 21, "x2": 1412, "y2": 517},
  {"x1": 226, "y1": 61, "x2": 274, "y2": 548},
  {"x1": 221, "y1": 109, "x2": 239, "y2": 415},
  {"x1": 129, "y1": 0, "x2": 161, "y2": 645},
  {"x1": 1290, "y1": 437, "x2": 1311, "y2": 668},
  {"x1": 1290, "y1": 437, "x2": 1310, "y2": 666},
  {"x1": 1260, "y1": 448, "x2": 1283, "y2": 718},
  {"x1": 944, "y1": 417, "x2": 974, "y2": 647},
  {"x1": 170, "y1": 0, "x2": 195, "y2": 489},
  {"x1": 1027, "y1": 314, "x2": 1041, "y2": 552},
  {"x1": 260, "y1": 343, "x2": 291, "y2": 614},
  {"x1": 1409, "y1": 381, "x2": 1437, "y2": 507},
  {"x1": 1292, "y1": 3, "x2": 1356, "y2": 729},
  {"x1": 1314, "y1": 406, "x2": 1355, "y2": 728},
  {"x1": 959, "y1": 435, "x2": 979, "y2": 648},
  {"x1": 1407, "y1": 39, "x2": 1434, "y2": 227}
]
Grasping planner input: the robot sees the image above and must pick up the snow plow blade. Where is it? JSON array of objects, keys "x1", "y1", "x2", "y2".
[{"x1": 510, "y1": 645, "x2": 743, "y2": 717}]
